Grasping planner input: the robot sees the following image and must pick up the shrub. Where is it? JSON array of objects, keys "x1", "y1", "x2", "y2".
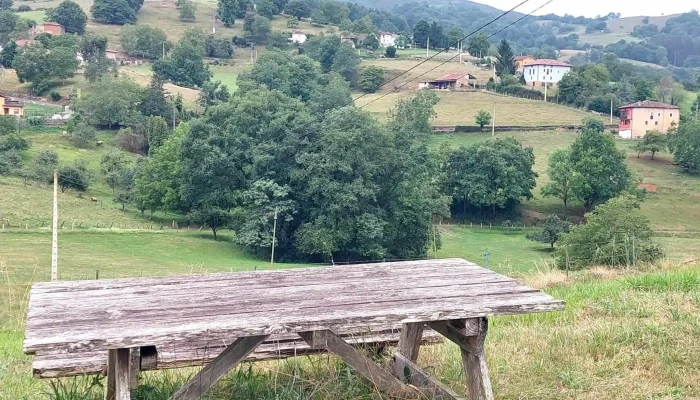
[
  {"x1": 475, "y1": 110, "x2": 491, "y2": 130},
  {"x1": 70, "y1": 122, "x2": 96, "y2": 149},
  {"x1": 17, "y1": 4, "x2": 31, "y2": 11},
  {"x1": 385, "y1": 46, "x2": 396, "y2": 58},
  {"x1": 358, "y1": 66, "x2": 384, "y2": 93},
  {"x1": 50, "y1": 91, "x2": 62, "y2": 101},
  {"x1": 116, "y1": 126, "x2": 147, "y2": 154},
  {"x1": 32, "y1": 149, "x2": 59, "y2": 183},
  {"x1": 27, "y1": 116, "x2": 45, "y2": 127},
  {"x1": 0, "y1": 149, "x2": 22, "y2": 175}
]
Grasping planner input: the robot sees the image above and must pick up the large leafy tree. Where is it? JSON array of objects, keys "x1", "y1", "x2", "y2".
[
  {"x1": 91, "y1": 0, "x2": 137, "y2": 24},
  {"x1": 668, "y1": 119, "x2": 700, "y2": 174},
  {"x1": 152, "y1": 38, "x2": 211, "y2": 88},
  {"x1": 120, "y1": 25, "x2": 171, "y2": 59},
  {"x1": 141, "y1": 76, "x2": 170, "y2": 119},
  {"x1": 412, "y1": 19, "x2": 430, "y2": 48},
  {"x1": 429, "y1": 21, "x2": 445, "y2": 49},
  {"x1": 443, "y1": 137, "x2": 537, "y2": 218},
  {"x1": 237, "y1": 51, "x2": 321, "y2": 101},
  {"x1": 0, "y1": 40, "x2": 17, "y2": 68},
  {"x1": 217, "y1": 0, "x2": 237, "y2": 26},
  {"x1": 47, "y1": 0, "x2": 87, "y2": 34},
  {"x1": 634, "y1": 131, "x2": 667, "y2": 159},
  {"x1": 569, "y1": 120, "x2": 632, "y2": 209},
  {"x1": 527, "y1": 214, "x2": 571, "y2": 250},
  {"x1": 308, "y1": 72, "x2": 352, "y2": 115},
  {"x1": 285, "y1": 0, "x2": 310, "y2": 20},
  {"x1": 541, "y1": 149, "x2": 576, "y2": 216},
  {"x1": 0, "y1": 0, "x2": 12, "y2": 10},
  {"x1": 358, "y1": 65, "x2": 384, "y2": 93},
  {"x1": 331, "y1": 42, "x2": 360, "y2": 86},
  {"x1": 495, "y1": 39, "x2": 516, "y2": 77},
  {"x1": 13, "y1": 44, "x2": 79, "y2": 94},
  {"x1": 75, "y1": 77, "x2": 145, "y2": 127},
  {"x1": 467, "y1": 33, "x2": 489, "y2": 57},
  {"x1": 0, "y1": 10, "x2": 17, "y2": 44}
]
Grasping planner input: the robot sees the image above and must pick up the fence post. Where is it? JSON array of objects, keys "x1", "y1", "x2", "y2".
[
  {"x1": 632, "y1": 234, "x2": 636, "y2": 268},
  {"x1": 565, "y1": 247, "x2": 570, "y2": 277}
]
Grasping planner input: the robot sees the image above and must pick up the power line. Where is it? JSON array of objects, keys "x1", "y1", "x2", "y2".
[
  {"x1": 353, "y1": 0, "x2": 531, "y2": 105},
  {"x1": 357, "y1": 0, "x2": 555, "y2": 109}
]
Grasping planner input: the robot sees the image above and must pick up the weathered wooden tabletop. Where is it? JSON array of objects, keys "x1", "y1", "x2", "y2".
[{"x1": 24, "y1": 258, "x2": 564, "y2": 357}]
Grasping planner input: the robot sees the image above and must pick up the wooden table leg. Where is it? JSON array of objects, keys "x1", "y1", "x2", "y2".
[
  {"x1": 104, "y1": 350, "x2": 116, "y2": 400},
  {"x1": 398, "y1": 322, "x2": 424, "y2": 362},
  {"x1": 430, "y1": 318, "x2": 493, "y2": 400},
  {"x1": 169, "y1": 335, "x2": 269, "y2": 400}
]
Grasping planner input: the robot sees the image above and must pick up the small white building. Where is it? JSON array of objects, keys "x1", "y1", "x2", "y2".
[
  {"x1": 290, "y1": 30, "x2": 307, "y2": 44},
  {"x1": 379, "y1": 32, "x2": 397, "y2": 47},
  {"x1": 522, "y1": 59, "x2": 572, "y2": 86}
]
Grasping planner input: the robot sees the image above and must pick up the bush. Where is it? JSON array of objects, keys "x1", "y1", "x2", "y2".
[
  {"x1": 26, "y1": 116, "x2": 45, "y2": 127},
  {"x1": 50, "y1": 91, "x2": 62, "y2": 101},
  {"x1": 385, "y1": 46, "x2": 396, "y2": 58},
  {"x1": 475, "y1": 110, "x2": 491, "y2": 130},
  {"x1": 32, "y1": 149, "x2": 59, "y2": 183},
  {"x1": 556, "y1": 195, "x2": 662, "y2": 270},
  {"x1": 70, "y1": 122, "x2": 96, "y2": 149},
  {"x1": 0, "y1": 149, "x2": 22, "y2": 175},
  {"x1": 117, "y1": 126, "x2": 147, "y2": 154},
  {"x1": 358, "y1": 65, "x2": 384, "y2": 93},
  {"x1": 17, "y1": 4, "x2": 31, "y2": 11},
  {"x1": 57, "y1": 161, "x2": 91, "y2": 193}
]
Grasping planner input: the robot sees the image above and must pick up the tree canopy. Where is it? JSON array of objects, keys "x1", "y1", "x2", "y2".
[
  {"x1": 47, "y1": 0, "x2": 87, "y2": 34},
  {"x1": 495, "y1": 39, "x2": 516, "y2": 77},
  {"x1": 668, "y1": 119, "x2": 700, "y2": 174},
  {"x1": 91, "y1": 0, "x2": 137, "y2": 25}
]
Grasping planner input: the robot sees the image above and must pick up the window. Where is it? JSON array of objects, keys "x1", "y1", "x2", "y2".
[
  {"x1": 650, "y1": 113, "x2": 654, "y2": 120},
  {"x1": 658, "y1": 113, "x2": 661, "y2": 117},
  {"x1": 655, "y1": 121, "x2": 659, "y2": 125},
  {"x1": 645, "y1": 121, "x2": 648, "y2": 125},
  {"x1": 670, "y1": 113, "x2": 674, "y2": 117}
]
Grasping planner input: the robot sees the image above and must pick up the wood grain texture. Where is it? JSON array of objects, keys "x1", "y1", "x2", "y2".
[
  {"x1": 33, "y1": 330, "x2": 443, "y2": 378},
  {"x1": 104, "y1": 350, "x2": 116, "y2": 400},
  {"x1": 398, "y1": 323, "x2": 424, "y2": 361},
  {"x1": 24, "y1": 259, "x2": 564, "y2": 356},
  {"x1": 169, "y1": 335, "x2": 269, "y2": 400},
  {"x1": 114, "y1": 349, "x2": 131, "y2": 400},
  {"x1": 427, "y1": 320, "x2": 480, "y2": 352},
  {"x1": 454, "y1": 319, "x2": 493, "y2": 400},
  {"x1": 390, "y1": 353, "x2": 465, "y2": 400},
  {"x1": 299, "y1": 330, "x2": 413, "y2": 397},
  {"x1": 129, "y1": 348, "x2": 140, "y2": 390}
]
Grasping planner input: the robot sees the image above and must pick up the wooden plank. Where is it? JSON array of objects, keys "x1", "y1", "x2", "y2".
[
  {"x1": 390, "y1": 353, "x2": 464, "y2": 400},
  {"x1": 427, "y1": 320, "x2": 480, "y2": 352},
  {"x1": 26, "y1": 292, "x2": 564, "y2": 354},
  {"x1": 397, "y1": 323, "x2": 424, "y2": 361},
  {"x1": 27, "y1": 279, "x2": 524, "y2": 329},
  {"x1": 169, "y1": 335, "x2": 269, "y2": 400},
  {"x1": 129, "y1": 348, "x2": 140, "y2": 391},
  {"x1": 298, "y1": 330, "x2": 413, "y2": 397},
  {"x1": 454, "y1": 319, "x2": 493, "y2": 400},
  {"x1": 33, "y1": 330, "x2": 443, "y2": 378},
  {"x1": 114, "y1": 348, "x2": 130, "y2": 400},
  {"x1": 104, "y1": 349, "x2": 116, "y2": 400}
]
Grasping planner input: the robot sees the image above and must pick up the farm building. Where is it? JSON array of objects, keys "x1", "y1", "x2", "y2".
[
  {"x1": 618, "y1": 100, "x2": 680, "y2": 139},
  {"x1": 105, "y1": 49, "x2": 142, "y2": 66},
  {"x1": 0, "y1": 95, "x2": 24, "y2": 116},
  {"x1": 523, "y1": 59, "x2": 572, "y2": 86},
  {"x1": 418, "y1": 73, "x2": 478, "y2": 90},
  {"x1": 290, "y1": 30, "x2": 307, "y2": 44},
  {"x1": 31, "y1": 22, "x2": 65, "y2": 36},
  {"x1": 379, "y1": 32, "x2": 398, "y2": 47}
]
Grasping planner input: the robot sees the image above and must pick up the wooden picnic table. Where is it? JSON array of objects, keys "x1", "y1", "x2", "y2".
[{"x1": 24, "y1": 258, "x2": 564, "y2": 400}]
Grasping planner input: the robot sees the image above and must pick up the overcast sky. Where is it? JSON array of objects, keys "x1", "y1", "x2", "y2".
[{"x1": 474, "y1": 0, "x2": 694, "y2": 18}]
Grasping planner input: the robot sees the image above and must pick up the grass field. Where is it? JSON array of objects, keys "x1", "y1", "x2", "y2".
[
  {"x1": 357, "y1": 91, "x2": 607, "y2": 126},
  {"x1": 15, "y1": 10, "x2": 47, "y2": 22},
  {"x1": 572, "y1": 14, "x2": 679, "y2": 46},
  {"x1": 360, "y1": 58, "x2": 494, "y2": 89}
]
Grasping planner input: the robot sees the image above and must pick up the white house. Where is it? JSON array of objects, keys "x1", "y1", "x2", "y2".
[
  {"x1": 522, "y1": 59, "x2": 572, "y2": 86},
  {"x1": 290, "y1": 30, "x2": 307, "y2": 44},
  {"x1": 379, "y1": 32, "x2": 397, "y2": 47}
]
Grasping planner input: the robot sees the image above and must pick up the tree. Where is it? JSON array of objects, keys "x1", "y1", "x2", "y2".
[
  {"x1": 152, "y1": 39, "x2": 211, "y2": 88},
  {"x1": 541, "y1": 149, "x2": 576, "y2": 216},
  {"x1": 147, "y1": 116, "x2": 170, "y2": 152},
  {"x1": 237, "y1": 51, "x2": 321, "y2": 101},
  {"x1": 271, "y1": 0, "x2": 288, "y2": 14},
  {"x1": 70, "y1": 122, "x2": 96, "y2": 149},
  {"x1": 474, "y1": 110, "x2": 491, "y2": 130},
  {"x1": 13, "y1": 44, "x2": 78, "y2": 94},
  {"x1": 243, "y1": 9, "x2": 255, "y2": 32},
  {"x1": 556, "y1": 195, "x2": 662, "y2": 270},
  {"x1": 141, "y1": 76, "x2": 170, "y2": 119},
  {"x1": 179, "y1": 0, "x2": 196, "y2": 21},
  {"x1": 84, "y1": 54, "x2": 118, "y2": 82},
  {"x1": 443, "y1": 137, "x2": 537, "y2": 218},
  {"x1": 668, "y1": 119, "x2": 700, "y2": 174},
  {"x1": 308, "y1": 72, "x2": 352, "y2": 115},
  {"x1": 100, "y1": 147, "x2": 129, "y2": 192},
  {"x1": 0, "y1": 0, "x2": 12, "y2": 10},
  {"x1": 0, "y1": 150, "x2": 22, "y2": 175},
  {"x1": 363, "y1": 34, "x2": 379, "y2": 50},
  {"x1": 57, "y1": 160, "x2": 90, "y2": 193},
  {"x1": 527, "y1": 214, "x2": 571, "y2": 250},
  {"x1": 50, "y1": 46, "x2": 80, "y2": 82},
  {"x1": 385, "y1": 45, "x2": 396, "y2": 58},
  {"x1": 412, "y1": 19, "x2": 430, "y2": 48},
  {"x1": 447, "y1": 26, "x2": 464, "y2": 48},
  {"x1": 331, "y1": 42, "x2": 360, "y2": 86},
  {"x1": 358, "y1": 65, "x2": 384, "y2": 93},
  {"x1": 0, "y1": 40, "x2": 17, "y2": 68},
  {"x1": 285, "y1": 0, "x2": 310, "y2": 20},
  {"x1": 495, "y1": 39, "x2": 516, "y2": 77},
  {"x1": 31, "y1": 149, "x2": 59, "y2": 183},
  {"x1": 205, "y1": 35, "x2": 233, "y2": 58},
  {"x1": 570, "y1": 120, "x2": 631, "y2": 209},
  {"x1": 91, "y1": 0, "x2": 137, "y2": 25},
  {"x1": 46, "y1": 0, "x2": 87, "y2": 34},
  {"x1": 634, "y1": 131, "x2": 667, "y2": 160},
  {"x1": 0, "y1": 10, "x2": 17, "y2": 44},
  {"x1": 217, "y1": 0, "x2": 238, "y2": 27},
  {"x1": 256, "y1": 0, "x2": 275, "y2": 18},
  {"x1": 76, "y1": 77, "x2": 145, "y2": 128},
  {"x1": 429, "y1": 22, "x2": 445, "y2": 49},
  {"x1": 120, "y1": 25, "x2": 170, "y2": 59},
  {"x1": 250, "y1": 15, "x2": 272, "y2": 43},
  {"x1": 467, "y1": 33, "x2": 490, "y2": 57},
  {"x1": 319, "y1": 0, "x2": 348, "y2": 25},
  {"x1": 198, "y1": 80, "x2": 230, "y2": 108}
]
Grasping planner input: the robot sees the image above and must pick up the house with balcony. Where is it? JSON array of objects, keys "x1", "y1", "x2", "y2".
[
  {"x1": 618, "y1": 100, "x2": 680, "y2": 139},
  {"x1": 523, "y1": 59, "x2": 572, "y2": 86},
  {"x1": 0, "y1": 95, "x2": 25, "y2": 116}
]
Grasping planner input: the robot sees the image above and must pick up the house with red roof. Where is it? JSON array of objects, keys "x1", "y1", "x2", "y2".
[
  {"x1": 523, "y1": 59, "x2": 572, "y2": 86},
  {"x1": 418, "y1": 73, "x2": 477, "y2": 90},
  {"x1": 31, "y1": 22, "x2": 65, "y2": 36}
]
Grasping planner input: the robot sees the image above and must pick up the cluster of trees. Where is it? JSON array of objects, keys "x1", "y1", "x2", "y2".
[
  {"x1": 152, "y1": 28, "x2": 212, "y2": 88},
  {"x1": 91, "y1": 0, "x2": 144, "y2": 24},
  {"x1": 301, "y1": 36, "x2": 361, "y2": 86},
  {"x1": 46, "y1": 0, "x2": 88, "y2": 34}
]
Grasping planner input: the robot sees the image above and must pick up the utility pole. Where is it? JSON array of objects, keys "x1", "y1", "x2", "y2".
[
  {"x1": 162, "y1": 42, "x2": 165, "y2": 59},
  {"x1": 172, "y1": 100, "x2": 176, "y2": 129},
  {"x1": 270, "y1": 207, "x2": 278, "y2": 269},
  {"x1": 544, "y1": 83, "x2": 548, "y2": 102},
  {"x1": 51, "y1": 169, "x2": 58, "y2": 281},
  {"x1": 492, "y1": 103, "x2": 496, "y2": 137},
  {"x1": 212, "y1": 13, "x2": 216, "y2": 34},
  {"x1": 426, "y1": 36, "x2": 429, "y2": 58},
  {"x1": 610, "y1": 99, "x2": 614, "y2": 124}
]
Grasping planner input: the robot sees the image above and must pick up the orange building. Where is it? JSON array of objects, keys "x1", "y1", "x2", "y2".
[
  {"x1": 0, "y1": 95, "x2": 25, "y2": 116},
  {"x1": 514, "y1": 55, "x2": 535, "y2": 72},
  {"x1": 619, "y1": 100, "x2": 680, "y2": 139}
]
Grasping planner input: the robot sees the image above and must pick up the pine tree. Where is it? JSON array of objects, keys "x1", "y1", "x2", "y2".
[
  {"x1": 495, "y1": 39, "x2": 516, "y2": 77},
  {"x1": 217, "y1": 0, "x2": 238, "y2": 27},
  {"x1": 141, "y1": 76, "x2": 170, "y2": 119}
]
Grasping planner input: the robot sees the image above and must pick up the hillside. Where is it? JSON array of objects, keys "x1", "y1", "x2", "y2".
[{"x1": 570, "y1": 14, "x2": 681, "y2": 46}]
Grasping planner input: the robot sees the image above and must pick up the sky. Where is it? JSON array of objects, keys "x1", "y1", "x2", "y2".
[{"x1": 473, "y1": 0, "x2": 695, "y2": 18}]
